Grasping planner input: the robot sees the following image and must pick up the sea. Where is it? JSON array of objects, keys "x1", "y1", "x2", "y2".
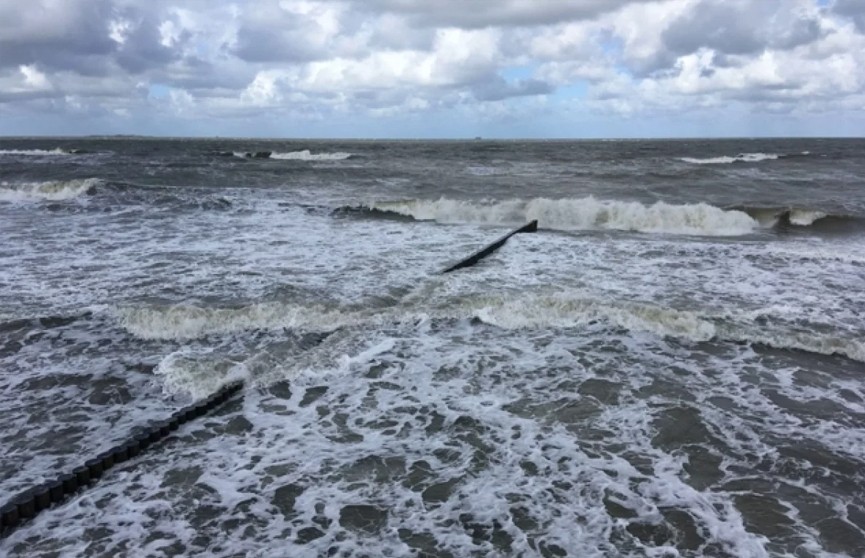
[{"x1": 0, "y1": 137, "x2": 863, "y2": 557}]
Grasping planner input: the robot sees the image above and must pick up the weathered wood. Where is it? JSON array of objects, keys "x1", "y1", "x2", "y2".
[{"x1": 442, "y1": 220, "x2": 538, "y2": 273}]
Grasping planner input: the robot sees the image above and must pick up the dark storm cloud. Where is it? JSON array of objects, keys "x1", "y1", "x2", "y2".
[
  {"x1": 662, "y1": 0, "x2": 824, "y2": 57},
  {"x1": 833, "y1": 0, "x2": 865, "y2": 32},
  {"x1": 0, "y1": 0, "x2": 177, "y2": 75},
  {"x1": 612, "y1": 0, "x2": 828, "y2": 76},
  {"x1": 0, "y1": 88, "x2": 59, "y2": 103},
  {"x1": 152, "y1": 57, "x2": 254, "y2": 92},
  {"x1": 113, "y1": 14, "x2": 177, "y2": 74},
  {"x1": 473, "y1": 77, "x2": 553, "y2": 102},
  {"x1": 0, "y1": 0, "x2": 116, "y2": 70},
  {"x1": 352, "y1": 0, "x2": 645, "y2": 28},
  {"x1": 232, "y1": 26, "x2": 326, "y2": 63}
]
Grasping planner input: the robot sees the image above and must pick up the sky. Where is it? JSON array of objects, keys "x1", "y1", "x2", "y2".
[{"x1": 0, "y1": 0, "x2": 863, "y2": 138}]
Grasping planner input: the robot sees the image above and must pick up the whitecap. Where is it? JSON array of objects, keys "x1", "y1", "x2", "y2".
[
  {"x1": 0, "y1": 178, "x2": 100, "y2": 202},
  {"x1": 270, "y1": 150, "x2": 352, "y2": 161},
  {"x1": 368, "y1": 197, "x2": 759, "y2": 236},
  {"x1": 680, "y1": 153, "x2": 780, "y2": 164}
]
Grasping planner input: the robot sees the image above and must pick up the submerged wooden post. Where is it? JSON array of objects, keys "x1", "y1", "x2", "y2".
[
  {"x1": 442, "y1": 220, "x2": 538, "y2": 273},
  {"x1": 0, "y1": 381, "x2": 244, "y2": 537}
]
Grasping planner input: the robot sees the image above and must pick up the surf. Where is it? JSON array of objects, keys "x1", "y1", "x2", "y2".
[
  {"x1": 0, "y1": 178, "x2": 101, "y2": 202},
  {"x1": 352, "y1": 197, "x2": 759, "y2": 236},
  {"x1": 222, "y1": 149, "x2": 353, "y2": 161},
  {"x1": 680, "y1": 152, "x2": 782, "y2": 164},
  {"x1": 0, "y1": 148, "x2": 81, "y2": 156}
]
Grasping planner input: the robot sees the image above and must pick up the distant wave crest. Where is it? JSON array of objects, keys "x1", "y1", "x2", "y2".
[
  {"x1": 223, "y1": 149, "x2": 353, "y2": 161},
  {"x1": 353, "y1": 197, "x2": 760, "y2": 236},
  {"x1": 0, "y1": 178, "x2": 100, "y2": 202},
  {"x1": 0, "y1": 148, "x2": 82, "y2": 156},
  {"x1": 270, "y1": 149, "x2": 353, "y2": 161},
  {"x1": 680, "y1": 152, "x2": 781, "y2": 164}
]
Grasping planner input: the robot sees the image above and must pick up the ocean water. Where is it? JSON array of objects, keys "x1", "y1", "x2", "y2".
[{"x1": 1, "y1": 137, "x2": 864, "y2": 557}]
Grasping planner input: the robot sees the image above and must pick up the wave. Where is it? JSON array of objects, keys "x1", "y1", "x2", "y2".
[
  {"x1": 471, "y1": 295, "x2": 865, "y2": 362},
  {"x1": 358, "y1": 197, "x2": 759, "y2": 236},
  {"x1": 116, "y1": 294, "x2": 865, "y2": 363},
  {"x1": 680, "y1": 152, "x2": 781, "y2": 165},
  {"x1": 0, "y1": 148, "x2": 82, "y2": 156},
  {"x1": 473, "y1": 296, "x2": 717, "y2": 341},
  {"x1": 0, "y1": 178, "x2": 100, "y2": 202},
  {"x1": 332, "y1": 205, "x2": 418, "y2": 222},
  {"x1": 0, "y1": 179, "x2": 236, "y2": 213},
  {"x1": 733, "y1": 206, "x2": 865, "y2": 234},
  {"x1": 116, "y1": 301, "x2": 385, "y2": 340},
  {"x1": 0, "y1": 311, "x2": 93, "y2": 334},
  {"x1": 221, "y1": 149, "x2": 353, "y2": 161},
  {"x1": 228, "y1": 151, "x2": 272, "y2": 159},
  {"x1": 91, "y1": 181, "x2": 235, "y2": 212},
  {"x1": 270, "y1": 149, "x2": 353, "y2": 161}
]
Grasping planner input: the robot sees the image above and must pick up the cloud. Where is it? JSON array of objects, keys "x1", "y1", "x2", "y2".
[
  {"x1": 0, "y1": 0, "x2": 863, "y2": 136},
  {"x1": 19, "y1": 65, "x2": 52, "y2": 90},
  {"x1": 0, "y1": 0, "x2": 117, "y2": 70},
  {"x1": 474, "y1": 78, "x2": 553, "y2": 102},
  {"x1": 230, "y1": 1, "x2": 352, "y2": 62},
  {"x1": 351, "y1": 0, "x2": 647, "y2": 28},
  {"x1": 833, "y1": 0, "x2": 865, "y2": 32},
  {"x1": 661, "y1": 0, "x2": 824, "y2": 58}
]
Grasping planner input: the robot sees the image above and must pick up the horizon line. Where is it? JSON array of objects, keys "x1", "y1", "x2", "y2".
[{"x1": 2, "y1": 134, "x2": 864, "y2": 141}]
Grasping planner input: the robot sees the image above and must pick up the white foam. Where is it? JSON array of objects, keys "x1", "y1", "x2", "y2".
[
  {"x1": 0, "y1": 178, "x2": 100, "y2": 202},
  {"x1": 117, "y1": 301, "x2": 390, "y2": 340},
  {"x1": 3, "y1": 139, "x2": 864, "y2": 558},
  {"x1": 787, "y1": 209, "x2": 827, "y2": 226},
  {"x1": 270, "y1": 150, "x2": 352, "y2": 161},
  {"x1": 681, "y1": 153, "x2": 780, "y2": 164},
  {"x1": 721, "y1": 325, "x2": 865, "y2": 363},
  {"x1": 154, "y1": 349, "x2": 247, "y2": 400},
  {"x1": 0, "y1": 148, "x2": 71, "y2": 156},
  {"x1": 473, "y1": 292, "x2": 865, "y2": 363},
  {"x1": 471, "y1": 294, "x2": 717, "y2": 341},
  {"x1": 118, "y1": 288, "x2": 865, "y2": 364},
  {"x1": 370, "y1": 197, "x2": 759, "y2": 236},
  {"x1": 465, "y1": 165, "x2": 501, "y2": 176}
]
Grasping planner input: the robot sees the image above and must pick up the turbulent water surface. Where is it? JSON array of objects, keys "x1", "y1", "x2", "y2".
[{"x1": 1, "y1": 137, "x2": 864, "y2": 557}]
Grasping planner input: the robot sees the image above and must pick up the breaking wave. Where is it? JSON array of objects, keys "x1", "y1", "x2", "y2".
[
  {"x1": 116, "y1": 301, "x2": 378, "y2": 340},
  {"x1": 734, "y1": 206, "x2": 865, "y2": 234},
  {"x1": 680, "y1": 152, "x2": 781, "y2": 164},
  {"x1": 0, "y1": 148, "x2": 81, "y2": 156},
  {"x1": 0, "y1": 178, "x2": 101, "y2": 202},
  {"x1": 471, "y1": 295, "x2": 865, "y2": 362},
  {"x1": 358, "y1": 197, "x2": 759, "y2": 236},
  {"x1": 223, "y1": 150, "x2": 353, "y2": 161},
  {"x1": 117, "y1": 294, "x2": 865, "y2": 363},
  {"x1": 270, "y1": 150, "x2": 353, "y2": 161}
]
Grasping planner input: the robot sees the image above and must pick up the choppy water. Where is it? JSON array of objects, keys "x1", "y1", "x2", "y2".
[{"x1": 1, "y1": 137, "x2": 864, "y2": 557}]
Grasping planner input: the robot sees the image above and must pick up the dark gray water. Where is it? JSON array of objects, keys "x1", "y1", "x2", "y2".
[{"x1": 1, "y1": 138, "x2": 864, "y2": 557}]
